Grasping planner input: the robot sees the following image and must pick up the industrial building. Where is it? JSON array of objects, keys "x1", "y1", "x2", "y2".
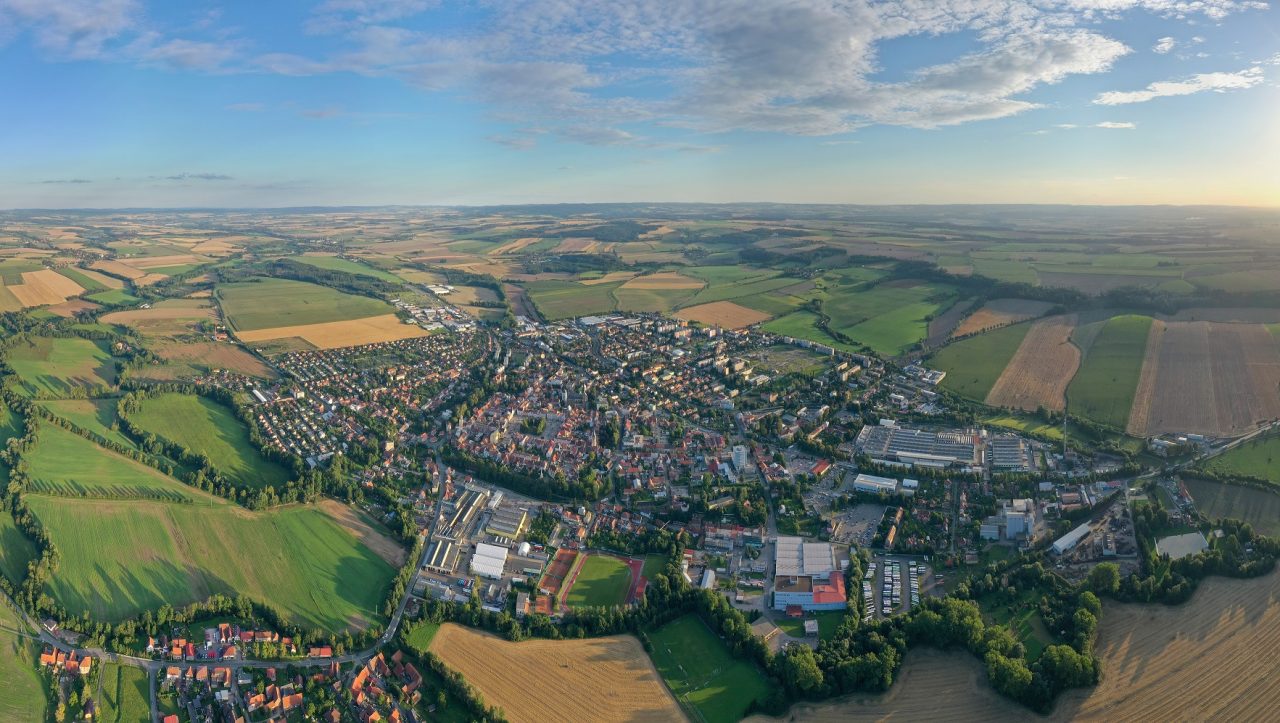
[
  {"x1": 470, "y1": 542, "x2": 510, "y2": 579},
  {"x1": 989, "y1": 435, "x2": 1032, "y2": 472},
  {"x1": 485, "y1": 507, "x2": 529, "y2": 539},
  {"x1": 855, "y1": 423, "x2": 979, "y2": 469},
  {"x1": 852, "y1": 473, "x2": 899, "y2": 495},
  {"x1": 424, "y1": 538, "x2": 459, "y2": 574},
  {"x1": 980, "y1": 498, "x2": 1038, "y2": 542},
  {"x1": 773, "y1": 537, "x2": 847, "y2": 612},
  {"x1": 1052, "y1": 522, "x2": 1092, "y2": 555}
]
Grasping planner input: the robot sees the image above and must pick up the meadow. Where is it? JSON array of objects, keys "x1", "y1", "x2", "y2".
[
  {"x1": 1065, "y1": 314, "x2": 1153, "y2": 429},
  {"x1": 931, "y1": 322, "x2": 1031, "y2": 401},
  {"x1": 648, "y1": 614, "x2": 772, "y2": 723},
  {"x1": 216, "y1": 278, "x2": 393, "y2": 331},
  {"x1": 0, "y1": 598, "x2": 47, "y2": 722},
  {"x1": 1183, "y1": 478, "x2": 1280, "y2": 535},
  {"x1": 0, "y1": 513, "x2": 36, "y2": 585},
  {"x1": 1198, "y1": 434, "x2": 1280, "y2": 485},
  {"x1": 26, "y1": 423, "x2": 193, "y2": 502},
  {"x1": 294, "y1": 255, "x2": 403, "y2": 282},
  {"x1": 825, "y1": 281, "x2": 955, "y2": 356},
  {"x1": 26, "y1": 495, "x2": 396, "y2": 630},
  {"x1": 129, "y1": 393, "x2": 291, "y2": 489},
  {"x1": 525, "y1": 279, "x2": 620, "y2": 320},
  {"x1": 41, "y1": 398, "x2": 138, "y2": 449},
  {"x1": 564, "y1": 555, "x2": 632, "y2": 608},
  {"x1": 6, "y1": 336, "x2": 118, "y2": 397}
]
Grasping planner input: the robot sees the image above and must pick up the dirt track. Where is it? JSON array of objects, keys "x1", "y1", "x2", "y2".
[{"x1": 985, "y1": 315, "x2": 1079, "y2": 412}]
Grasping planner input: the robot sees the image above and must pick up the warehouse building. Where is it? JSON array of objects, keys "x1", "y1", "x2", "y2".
[
  {"x1": 424, "y1": 538, "x2": 459, "y2": 574},
  {"x1": 852, "y1": 473, "x2": 899, "y2": 495},
  {"x1": 773, "y1": 537, "x2": 847, "y2": 612},
  {"x1": 485, "y1": 507, "x2": 529, "y2": 539},
  {"x1": 855, "y1": 423, "x2": 979, "y2": 469},
  {"x1": 470, "y1": 542, "x2": 510, "y2": 579},
  {"x1": 1052, "y1": 522, "x2": 1092, "y2": 555}
]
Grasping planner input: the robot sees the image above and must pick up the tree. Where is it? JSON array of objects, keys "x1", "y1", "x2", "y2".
[
  {"x1": 780, "y1": 645, "x2": 824, "y2": 694},
  {"x1": 1087, "y1": 563, "x2": 1120, "y2": 596}
]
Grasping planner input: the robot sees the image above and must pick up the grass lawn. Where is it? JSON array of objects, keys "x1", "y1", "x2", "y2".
[
  {"x1": 775, "y1": 610, "x2": 846, "y2": 640},
  {"x1": 403, "y1": 621, "x2": 440, "y2": 655},
  {"x1": 129, "y1": 393, "x2": 291, "y2": 489},
  {"x1": 983, "y1": 412, "x2": 1064, "y2": 442},
  {"x1": 1184, "y1": 478, "x2": 1280, "y2": 535},
  {"x1": 1066, "y1": 314, "x2": 1153, "y2": 429},
  {"x1": 25, "y1": 423, "x2": 193, "y2": 502},
  {"x1": 648, "y1": 614, "x2": 771, "y2": 723},
  {"x1": 6, "y1": 336, "x2": 118, "y2": 397},
  {"x1": 294, "y1": 255, "x2": 403, "y2": 282},
  {"x1": 40, "y1": 397, "x2": 137, "y2": 449},
  {"x1": 1199, "y1": 434, "x2": 1280, "y2": 486},
  {"x1": 0, "y1": 598, "x2": 47, "y2": 722},
  {"x1": 27, "y1": 495, "x2": 396, "y2": 631},
  {"x1": 525, "y1": 280, "x2": 619, "y2": 320},
  {"x1": 97, "y1": 662, "x2": 151, "y2": 723},
  {"x1": 216, "y1": 278, "x2": 392, "y2": 331},
  {"x1": 640, "y1": 554, "x2": 667, "y2": 580},
  {"x1": 931, "y1": 322, "x2": 1031, "y2": 401},
  {"x1": 565, "y1": 555, "x2": 632, "y2": 608}
]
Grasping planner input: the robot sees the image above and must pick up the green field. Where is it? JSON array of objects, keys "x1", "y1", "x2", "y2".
[
  {"x1": 27, "y1": 495, "x2": 396, "y2": 630},
  {"x1": 614, "y1": 285, "x2": 700, "y2": 313},
  {"x1": 1066, "y1": 314, "x2": 1153, "y2": 429},
  {"x1": 55, "y1": 266, "x2": 109, "y2": 292},
  {"x1": 931, "y1": 322, "x2": 1032, "y2": 401},
  {"x1": 1183, "y1": 478, "x2": 1280, "y2": 535},
  {"x1": 1199, "y1": 435, "x2": 1280, "y2": 485},
  {"x1": 86, "y1": 289, "x2": 141, "y2": 306},
  {"x1": 525, "y1": 280, "x2": 619, "y2": 320},
  {"x1": 295, "y1": 255, "x2": 403, "y2": 282},
  {"x1": 216, "y1": 278, "x2": 393, "y2": 331},
  {"x1": 685, "y1": 270, "x2": 800, "y2": 306},
  {"x1": 402, "y1": 621, "x2": 440, "y2": 655},
  {"x1": 41, "y1": 398, "x2": 137, "y2": 449},
  {"x1": 0, "y1": 257, "x2": 45, "y2": 284},
  {"x1": 983, "y1": 413, "x2": 1065, "y2": 442},
  {"x1": 130, "y1": 393, "x2": 290, "y2": 489},
  {"x1": 564, "y1": 555, "x2": 632, "y2": 608},
  {"x1": 0, "y1": 513, "x2": 36, "y2": 585},
  {"x1": 6, "y1": 336, "x2": 118, "y2": 397},
  {"x1": 825, "y1": 281, "x2": 955, "y2": 356},
  {"x1": 0, "y1": 598, "x2": 47, "y2": 722},
  {"x1": 648, "y1": 614, "x2": 771, "y2": 723},
  {"x1": 26, "y1": 424, "x2": 193, "y2": 502},
  {"x1": 775, "y1": 610, "x2": 845, "y2": 640},
  {"x1": 96, "y1": 662, "x2": 151, "y2": 723}
]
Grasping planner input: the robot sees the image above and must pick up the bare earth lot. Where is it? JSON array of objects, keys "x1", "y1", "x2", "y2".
[
  {"x1": 985, "y1": 315, "x2": 1079, "y2": 412},
  {"x1": 235, "y1": 314, "x2": 429, "y2": 350},
  {"x1": 1129, "y1": 321, "x2": 1280, "y2": 437},
  {"x1": 676, "y1": 301, "x2": 771, "y2": 329},
  {"x1": 430, "y1": 623, "x2": 683, "y2": 723}
]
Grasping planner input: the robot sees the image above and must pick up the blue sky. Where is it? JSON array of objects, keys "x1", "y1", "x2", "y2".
[{"x1": 1, "y1": 0, "x2": 1277, "y2": 207}]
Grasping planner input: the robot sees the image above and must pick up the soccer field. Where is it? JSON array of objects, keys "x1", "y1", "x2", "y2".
[
  {"x1": 647, "y1": 614, "x2": 771, "y2": 723},
  {"x1": 564, "y1": 554, "x2": 632, "y2": 608}
]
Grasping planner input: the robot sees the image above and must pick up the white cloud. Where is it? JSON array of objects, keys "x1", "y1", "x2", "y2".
[
  {"x1": 1095, "y1": 121, "x2": 1136, "y2": 128},
  {"x1": 1153, "y1": 36, "x2": 1176, "y2": 54},
  {"x1": 1094, "y1": 67, "x2": 1264, "y2": 104},
  {"x1": 0, "y1": 0, "x2": 138, "y2": 58}
]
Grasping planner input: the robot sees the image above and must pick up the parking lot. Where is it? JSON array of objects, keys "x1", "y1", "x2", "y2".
[
  {"x1": 860, "y1": 554, "x2": 945, "y2": 621},
  {"x1": 828, "y1": 503, "x2": 886, "y2": 546}
]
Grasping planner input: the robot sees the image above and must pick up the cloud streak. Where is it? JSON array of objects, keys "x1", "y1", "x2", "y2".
[{"x1": 1094, "y1": 67, "x2": 1265, "y2": 104}]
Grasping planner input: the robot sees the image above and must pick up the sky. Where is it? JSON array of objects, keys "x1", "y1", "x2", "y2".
[{"x1": 1, "y1": 0, "x2": 1278, "y2": 207}]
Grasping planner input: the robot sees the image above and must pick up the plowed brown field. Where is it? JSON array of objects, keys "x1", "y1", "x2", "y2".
[
  {"x1": 1128, "y1": 321, "x2": 1280, "y2": 437},
  {"x1": 430, "y1": 624, "x2": 683, "y2": 723},
  {"x1": 985, "y1": 315, "x2": 1079, "y2": 412}
]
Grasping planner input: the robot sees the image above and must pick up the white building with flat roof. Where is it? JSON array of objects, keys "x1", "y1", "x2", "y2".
[
  {"x1": 853, "y1": 473, "x2": 898, "y2": 495},
  {"x1": 470, "y1": 543, "x2": 509, "y2": 579}
]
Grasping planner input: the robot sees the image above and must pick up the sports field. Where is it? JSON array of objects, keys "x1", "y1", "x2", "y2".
[
  {"x1": 648, "y1": 614, "x2": 772, "y2": 723},
  {"x1": 1066, "y1": 314, "x2": 1153, "y2": 429},
  {"x1": 129, "y1": 393, "x2": 291, "y2": 489},
  {"x1": 96, "y1": 662, "x2": 151, "y2": 723},
  {"x1": 27, "y1": 495, "x2": 396, "y2": 630},
  {"x1": 0, "y1": 598, "x2": 47, "y2": 722},
  {"x1": 216, "y1": 278, "x2": 393, "y2": 331},
  {"x1": 6, "y1": 336, "x2": 118, "y2": 397},
  {"x1": 295, "y1": 254, "x2": 402, "y2": 282},
  {"x1": 931, "y1": 322, "x2": 1031, "y2": 401},
  {"x1": 564, "y1": 555, "x2": 632, "y2": 608},
  {"x1": 26, "y1": 424, "x2": 193, "y2": 502}
]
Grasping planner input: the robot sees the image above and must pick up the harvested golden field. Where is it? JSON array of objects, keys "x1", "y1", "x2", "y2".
[
  {"x1": 391, "y1": 268, "x2": 446, "y2": 284},
  {"x1": 8, "y1": 269, "x2": 86, "y2": 306},
  {"x1": 552, "y1": 237, "x2": 599, "y2": 253},
  {"x1": 622, "y1": 272, "x2": 705, "y2": 290},
  {"x1": 430, "y1": 624, "x2": 683, "y2": 723},
  {"x1": 952, "y1": 298, "x2": 1056, "y2": 338},
  {"x1": 235, "y1": 314, "x2": 429, "y2": 349},
  {"x1": 750, "y1": 649, "x2": 1030, "y2": 723},
  {"x1": 90, "y1": 259, "x2": 147, "y2": 280},
  {"x1": 1128, "y1": 321, "x2": 1280, "y2": 437},
  {"x1": 191, "y1": 239, "x2": 237, "y2": 255},
  {"x1": 127, "y1": 254, "x2": 202, "y2": 269},
  {"x1": 1054, "y1": 571, "x2": 1280, "y2": 721},
  {"x1": 47, "y1": 299, "x2": 100, "y2": 318},
  {"x1": 102, "y1": 299, "x2": 215, "y2": 325},
  {"x1": 676, "y1": 301, "x2": 772, "y2": 329},
  {"x1": 985, "y1": 315, "x2": 1079, "y2": 412},
  {"x1": 490, "y1": 237, "x2": 544, "y2": 255}
]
